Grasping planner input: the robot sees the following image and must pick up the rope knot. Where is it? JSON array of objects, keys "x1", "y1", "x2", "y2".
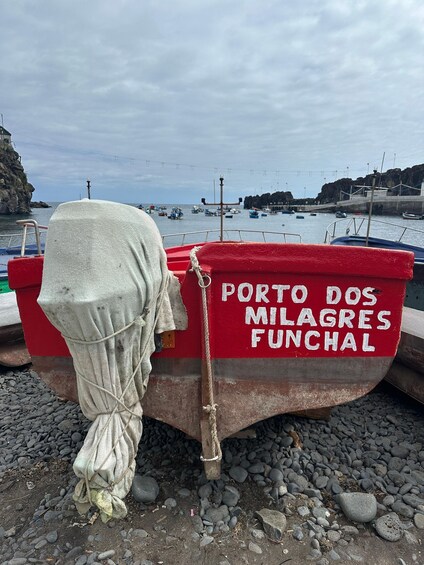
[{"x1": 203, "y1": 403, "x2": 218, "y2": 414}]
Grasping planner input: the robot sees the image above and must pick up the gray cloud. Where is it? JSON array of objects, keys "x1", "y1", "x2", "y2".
[{"x1": 1, "y1": 0, "x2": 424, "y2": 203}]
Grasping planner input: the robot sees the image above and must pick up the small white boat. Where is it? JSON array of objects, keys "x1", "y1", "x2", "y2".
[
  {"x1": 0, "y1": 292, "x2": 30, "y2": 367},
  {"x1": 402, "y1": 212, "x2": 423, "y2": 220}
]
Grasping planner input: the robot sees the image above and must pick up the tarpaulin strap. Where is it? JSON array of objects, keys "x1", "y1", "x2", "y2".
[
  {"x1": 62, "y1": 312, "x2": 147, "y2": 345},
  {"x1": 189, "y1": 246, "x2": 222, "y2": 463}
]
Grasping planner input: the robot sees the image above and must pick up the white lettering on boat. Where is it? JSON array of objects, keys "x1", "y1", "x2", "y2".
[{"x1": 224, "y1": 282, "x2": 392, "y2": 353}]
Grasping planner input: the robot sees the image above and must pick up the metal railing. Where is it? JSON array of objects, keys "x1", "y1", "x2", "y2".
[
  {"x1": 162, "y1": 229, "x2": 302, "y2": 247},
  {"x1": 0, "y1": 220, "x2": 48, "y2": 256},
  {"x1": 324, "y1": 216, "x2": 424, "y2": 245}
]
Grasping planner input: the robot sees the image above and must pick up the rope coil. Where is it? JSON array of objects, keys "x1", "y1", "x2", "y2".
[{"x1": 189, "y1": 246, "x2": 222, "y2": 464}]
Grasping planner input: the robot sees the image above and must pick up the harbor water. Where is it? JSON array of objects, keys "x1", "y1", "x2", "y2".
[{"x1": 2, "y1": 202, "x2": 424, "y2": 248}]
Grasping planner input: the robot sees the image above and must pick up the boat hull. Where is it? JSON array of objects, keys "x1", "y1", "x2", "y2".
[
  {"x1": 9, "y1": 241, "x2": 413, "y2": 444},
  {"x1": 31, "y1": 354, "x2": 393, "y2": 442}
]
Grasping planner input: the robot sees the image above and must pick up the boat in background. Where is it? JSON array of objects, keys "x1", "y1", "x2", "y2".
[
  {"x1": 403, "y1": 212, "x2": 423, "y2": 220},
  {"x1": 0, "y1": 222, "x2": 47, "y2": 294},
  {"x1": 168, "y1": 207, "x2": 184, "y2": 220},
  {"x1": 249, "y1": 210, "x2": 259, "y2": 218},
  {"x1": 326, "y1": 214, "x2": 424, "y2": 402},
  {"x1": 0, "y1": 283, "x2": 30, "y2": 368},
  {"x1": 335, "y1": 211, "x2": 347, "y2": 219},
  {"x1": 325, "y1": 216, "x2": 424, "y2": 310},
  {"x1": 8, "y1": 199, "x2": 413, "y2": 479},
  {"x1": 386, "y1": 306, "x2": 424, "y2": 405}
]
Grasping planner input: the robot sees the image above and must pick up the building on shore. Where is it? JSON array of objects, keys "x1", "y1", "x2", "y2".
[{"x1": 0, "y1": 126, "x2": 11, "y2": 146}]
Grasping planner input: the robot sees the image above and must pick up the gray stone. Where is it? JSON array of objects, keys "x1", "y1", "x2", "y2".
[
  {"x1": 222, "y1": 485, "x2": 240, "y2": 506},
  {"x1": 337, "y1": 492, "x2": 377, "y2": 523},
  {"x1": 248, "y1": 462, "x2": 265, "y2": 474},
  {"x1": 45, "y1": 530, "x2": 58, "y2": 543},
  {"x1": 255, "y1": 508, "x2": 287, "y2": 542},
  {"x1": 392, "y1": 500, "x2": 414, "y2": 518},
  {"x1": 191, "y1": 514, "x2": 204, "y2": 533},
  {"x1": 163, "y1": 497, "x2": 177, "y2": 509},
  {"x1": 229, "y1": 466, "x2": 248, "y2": 483},
  {"x1": 248, "y1": 541, "x2": 262, "y2": 554},
  {"x1": 293, "y1": 526, "x2": 304, "y2": 540},
  {"x1": 413, "y1": 513, "x2": 424, "y2": 529},
  {"x1": 131, "y1": 528, "x2": 149, "y2": 538},
  {"x1": 315, "y1": 476, "x2": 329, "y2": 489},
  {"x1": 391, "y1": 445, "x2": 410, "y2": 459},
  {"x1": 200, "y1": 535, "x2": 214, "y2": 547},
  {"x1": 178, "y1": 488, "x2": 191, "y2": 498},
  {"x1": 403, "y1": 493, "x2": 424, "y2": 508},
  {"x1": 298, "y1": 505, "x2": 310, "y2": 517},
  {"x1": 97, "y1": 550, "x2": 116, "y2": 560},
  {"x1": 204, "y1": 505, "x2": 229, "y2": 524},
  {"x1": 269, "y1": 468, "x2": 284, "y2": 482},
  {"x1": 327, "y1": 530, "x2": 341, "y2": 542},
  {"x1": 198, "y1": 483, "x2": 213, "y2": 498},
  {"x1": 131, "y1": 475, "x2": 159, "y2": 504},
  {"x1": 375, "y1": 513, "x2": 403, "y2": 542}
]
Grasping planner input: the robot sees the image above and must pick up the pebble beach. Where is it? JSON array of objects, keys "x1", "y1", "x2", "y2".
[{"x1": 1, "y1": 367, "x2": 424, "y2": 564}]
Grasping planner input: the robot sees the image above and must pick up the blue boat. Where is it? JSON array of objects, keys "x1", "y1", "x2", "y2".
[
  {"x1": 168, "y1": 207, "x2": 184, "y2": 220},
  {"x1": 327, "y1": 216, "x2": 424, "y2": 403},
  {"x1": 249, "y1": 210, "x2": 259, "y2": 219},
  {"x1": 331, "y1": 234, "x2": 424, "y2": 263}
]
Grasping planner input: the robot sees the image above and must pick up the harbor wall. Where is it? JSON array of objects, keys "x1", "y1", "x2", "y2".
[{"x1": 307, "y1": 196, "x2": 424, "y2": 216}]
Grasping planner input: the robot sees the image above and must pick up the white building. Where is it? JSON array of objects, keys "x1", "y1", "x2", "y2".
[{"x1": 0, "y1": 126, "x2": 11, "y2": 145}]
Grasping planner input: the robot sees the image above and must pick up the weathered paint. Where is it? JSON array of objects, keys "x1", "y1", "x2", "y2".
[{"x1": 31, "y1": 354, "x2": 393, "y2": 441}]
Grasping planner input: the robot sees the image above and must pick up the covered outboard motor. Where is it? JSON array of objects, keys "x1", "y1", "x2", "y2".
[{"x1": 38, "y1": 199, "x2": 187, "y2": 521}]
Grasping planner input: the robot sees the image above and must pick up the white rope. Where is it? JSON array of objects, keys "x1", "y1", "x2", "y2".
[
  {"x1": 69, "y1": 271, "x2": 171, "y2": 502},
  {"x1": 189, "y1": 247, "x2": 222, "y2": 464},
  {"x1": 62, "y1": 313, "x2": 146, "y2": 345}
]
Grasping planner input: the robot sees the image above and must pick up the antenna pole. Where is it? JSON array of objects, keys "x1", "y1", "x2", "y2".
[
  {"x1": 365, "y1": 170, "x2": 377, "y2": 246},
  {"x1": 201, "y1": 176, "x2": 242, "y2": 242},
  {"x1": 219, "y1": 177, "x2": 224, "y2": 241},
  {"x1": 87, "y1": 179, "x2": 91, "y2": 200}
]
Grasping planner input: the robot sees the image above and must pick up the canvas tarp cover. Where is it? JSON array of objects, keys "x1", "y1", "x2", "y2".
[{"x1": 38, "y1": 200, "x2": 187, "y2": 522}]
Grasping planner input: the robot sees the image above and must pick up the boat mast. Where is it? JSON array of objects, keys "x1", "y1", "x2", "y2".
[
  {"x1": 201, "y1": 177, "x2": 242, "y2": 241},
  {"x1": 365, "y1": 170, "x2": 378, "y2": 246}
]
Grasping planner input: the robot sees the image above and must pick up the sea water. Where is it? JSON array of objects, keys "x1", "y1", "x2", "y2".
[{"x1": 1, "y1": 202, "x2": 424, "y2": 248}]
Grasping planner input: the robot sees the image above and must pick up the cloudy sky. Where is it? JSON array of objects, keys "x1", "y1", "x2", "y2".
[{"x1": 2, "y1": 0, "x2": 424, "y2": 204}]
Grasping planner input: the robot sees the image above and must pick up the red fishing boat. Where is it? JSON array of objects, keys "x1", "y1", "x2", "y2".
[{"x1": 6, "y1": 199, "x2": 414, "y2": 522}]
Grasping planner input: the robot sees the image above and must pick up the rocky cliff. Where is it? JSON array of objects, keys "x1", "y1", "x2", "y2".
[
  {"x1": 317, "y1": 163, "x2": 424, "y2": 203},
  {"x1": 244, "y1": 191, "x2": 294, "y2": 209},
  {"x1": 0, "y1": 145, "x2": 34, "y2": 214}
]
